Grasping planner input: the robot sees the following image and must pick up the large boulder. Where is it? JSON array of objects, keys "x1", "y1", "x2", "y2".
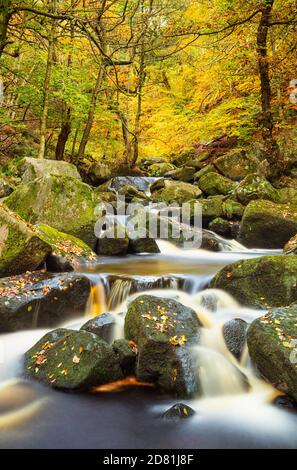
[
  {"x1": 24, "y1": 329, "x2": 123, "y2": 390},
  {"x1": 194, "y1": 164, "x2": 216, "y2": 182},
  {"x1": 239, "y1": 200, "x2": 297, "y2": 248},
  {"x1": 0, "y1": 204, "x2": 51, "y2": 277},
  {"x1": 35, "y1": 224, "x2": 98, "y2": 272},
  {"x1": 124, "y1": 295, "x2": 201, "y2": 397},
  {"x1": 4, "y1": 175, "x2": 98, "y2": 248},
  {"x1": 197, "y1": 197, "x2": 244, "y2": 226},
  {"x1": 0, "y1": 178, "x2": 13, "y2": 198},
  {"x1": 234, "y1": 174, "x2": 280, "y2": 205},
  {"x1": 211, "y1": 255, "x2": 297, "y2": 308},
  {"x1": 214, "y1": 151, "x2": 261, "y2": 180},
  {"x1": 19, "y1": 157, "x2": 81, "y2": 182},
  {"x1": 151, "y1": 180, "x2": 202, "y2": 205},
  {"x1": 198, "y1": 172, "x2": 237, "y2": 196},
  {"x1": 247, "y1": 306, "x2": 297, "y2": 401},
  {"x1": 0, "y1": 271, "x2": 91, "y2": 332}
]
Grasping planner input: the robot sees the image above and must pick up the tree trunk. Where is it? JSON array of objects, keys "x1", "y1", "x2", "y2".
[
  {"x1": 0, "y1": 0, "x2": 11, "y2": 61},
  {"x1": 55, "y1": 108, "x2": 71, "y2": 160},
  {"x1": 131, "y1": 46, "x2": 146, "y2": 167},
  {"x1": 77, "y1": 65, "x2": 104, "y2": 161},
  {"x1": 38, "y1": 0, "x2": 57, "y2": 159},
  {"x1": 256, "y1": 0, "x2": 281, "y2": 179}
]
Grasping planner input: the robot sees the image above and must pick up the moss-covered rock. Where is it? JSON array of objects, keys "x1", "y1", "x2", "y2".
[
  {"x1": 0, "y1": 204, "x2": 51, "y2": 277},
  {"x1": 35, "y1": 224, "x2": 98, "y2": 272},
  {"x1": 278, "y1": 187, "x2": 297, "y2": 205},
  {"x1": 247, "y1": 306, "x2": 297, "y2": 400},
  {"x1": 0, "y1": 271, "x2": 91, "y2": 332},
  {"x1": 4, "y1": 175, "x2": 98, "y2": 248},
  {"x1": 208, "y1": 217, "x2": 232, "y2": 238},
  {"x1": 198, "y1": 172, "x2": 237, "y2": 196},
  {"x1": 194, "y1": 164, "x2": 216, "y2": 182},
  {"x1": 165, "y1": 167, "x2": 196, "y2": 183},
  {"x1": 124, "y1": 295, "x2": 201, "y2": 397},
  {"x1": 198, "y1": 197, "x2": 244, "y2": 226},
  {"x1": 152, "y1": 180, "x2": 202, "y2": 205},
  {"x1": 234, "y1": 174, "x2": 280, "y2": 205},
  {"x1": 214, "y1": 151, "x2": 260, "y2": 180},
  {"x1": 0, "y1": 178, "x2": 13, "y2": 198},
  {"x1": 210, "y1": 255, "x2": 297, "y2": 308},
  {"x1": 239, "y1": 200, "x2": 297, "y2": 248},
  {"x1": 149, "y1": 162, "x2": 176, "y2": 176},
  {"x1": 118, "y1": 184, "x2": 149, "y2": 202},
  {"x1": 95, "y1": 216, "x2": 129, "y2": 256},
  {"x1": 112, "y1": 338, "x2": 137, "y2": 376},
  {"x1": 223, "y1": 319, "x2": 248, "y2": 361},
  {"x1": 24, "y1": 329, "x2": 123, "y2": 390},
  {"x1": 20, "y1": 157, "x2": 81, "y2": 182}
]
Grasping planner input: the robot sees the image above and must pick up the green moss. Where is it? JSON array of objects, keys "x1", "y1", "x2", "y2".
[
  {"x1": 198, "y1": 172, "x2": 237, "y2": 196},
  {"x1": 234, "y1": 174, "x2": 280, "y2": 205}
]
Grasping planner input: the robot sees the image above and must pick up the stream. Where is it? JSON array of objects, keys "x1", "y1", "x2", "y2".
[{"x1": 0, "y1": 239, "x2": 297, "y2": 449}]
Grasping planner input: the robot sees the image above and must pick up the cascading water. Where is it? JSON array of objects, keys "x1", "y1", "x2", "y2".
[{"x1": 0, "y1": 237, "x2": 296, "y2": 449}]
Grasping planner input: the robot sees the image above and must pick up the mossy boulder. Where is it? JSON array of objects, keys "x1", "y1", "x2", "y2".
[
  {"x1": 0, "y1": 271, "x2": 91, "y2": 332},
  {"x1": 118, "y1": 184, "x2": 149, "y2": 202},
  {"x1": 208, "y1": 217, "x2": 232, "y2": 238},
  {"x1": 164, "y1": 167, "x2": 196, "y2": 183},
  {"x1": 234, "y1": 174, "x2": 280, "y2": 205},
  {"x1": 239, "y1": 200, "x2": 297, "y2": 248},
  {"x1": 35, "y1": 224, "x2": 98, "y2": 272},
  {"x1": 194, "y1": 164, "x2": 216, "y2": 182},
  {"x1": 152, "y1": 180, "x2": 202, "y2": 205},
  {"x1": 124, "y1": 295, "x2": 201, "y2": 397},
  {"x1": 198, "y1": 197, "x2": 244, "y2": 226},
  {"x1": 210, "y1": 255, "x2": 297, "y2": 308},
  {"x1": 149, "y1": 162, "x2": 176, "y2": 176},
  {"x1": 214, "y1": 151, "x2": 260, "y2": 180},
  {"x1": 24, "y1": 329, "x2": 123, "y2": 390},
  {"x1": 278, "y1": 187, "x2": 297, "y2": 205},
  {"x1": 95, "y1": 216, "x2": 129, "y2": 256},
  {"x1": 0, "y1": 178, "x2": 13, "y2": 198},
  {"x1": 112, "y1": 339, "x2": 137, "y2": 376},
  {"x1": 198, "y1": 172, "x2": 237, "y2": 196},
  {"x1": 4, "y1": 175, "x2": 98, "y2": 248},
  {"x1": 223, "y1": 319, "x2": 248, "y2": 361},
  {"x1": 247, "y1": 306, "x2": 297, "y2": 400},
  {"x1": 0, "y1": 204, "x2": 51, "y2": 277},
  {"x1": 20, "y1": 157, "x2": 81, "y2": 182}
]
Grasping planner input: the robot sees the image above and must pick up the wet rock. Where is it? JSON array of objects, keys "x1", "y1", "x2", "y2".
[
  {"x1": 247, "y1": 305, "x2": 297, "y2": 401},
  {"x1": 211, "y1": 255, "x2": 297, "y2": 308},
  {"x1": 152, "y1": 180, "x2": 202, "y2": 205},
  {"x1": 125, "y1": 295, "x2": 201, "y2": 397},
  {"x1": 35, "y1": 224, "x2": 98, "y2": 272},
  {"x1": 162, "y1": 403, "x2": 196, "y2": 421},
  {"x1": 112, "y1": 339, "x2": 137, "y2": 375},
  {"x1": 95, "y1": 216, "x2": 129, "y2": 256},
  {"x1": 239, "y1": 200, "x2": 297, "y2": 248},
  {"x1": 198, "y1": 197, "x2": 244, "y2": 226},
  {"x1": 223, "y1": 319, "x2": 248, "y2": 361},
  {"x1": 128, "y1": 237, "x2": 160, "y2": 254},
  {"x1": 149, "y1": 162, "x2": 176, "y2": 176},
  {"x1": 4, "y1": 175, "x2": 98, "y2": 248},
  {"x1": 19, "y1": 157, "x2": 81, "y2": 183},
  {"x1": 274, "y1": 395, "x2": 297, "y2": 411},
  {"x1": 234, "y1": 174, "x2": 280, "y2": 205},
  {"x1": 284, "y1": 234, "x2": 297, "y2": 254},
  {"x1": 80, "y1": 313, "x2": 116, "y2": 343},
  {"x1": 165, "y1": 167, "x2": 196, "y2": 183},
  {"x1": 194, "y1": 164, "x2": 216, "y2": 182},
  {"x1": 0, "y1": 271, "x2": 91, "y2": 332},
  {"x1": 0, "y1": 178, "x2": 13, "y2": 198},
  {"x1": 24, "y1": 329, "x2": 123, "y2": 390},
  {"x1": 0, "y1": 205, "x2": 51, "y2": 277},
  {"x1": 214, "y1": 151, "x2": 260, "y2": 180},
  {"x1": 198, "y1": 172, "x2": 237, "y2": 196},
  {"x1": 208, "y1": 217, "x2": 232, "y2": 238}
]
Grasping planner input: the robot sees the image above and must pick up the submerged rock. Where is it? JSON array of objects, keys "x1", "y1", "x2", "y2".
[
  {"x1": 80, "y1": 312, "x2": 116, "y2": 344},
  {"x1": 211, "y1": 255, "x2": 297, "y2": 308},
  {"x1": 198, "y1": 172, "x2": 237, "y2": 196},
  {"x1": 239, "y1": 200, "x2": 297, "y2": 248},
  {"x1": 214, "y1": 151, "x2": 260, "y2": 180},
  {"x1": 0, "y1": 204, "x2": 51, "y2": 277},
  {"x1": 35, "y1": 224, "x2": 98, "y2": 272},
  {"x1": 162, "y1": 403, "x2": 196, "y2": 421},
  {"x1": 124, "y1": 295, "x2": 201, "y2": 397},
  {"x1": 19, "y1": 157, "x2": 81, "y2": 183},
  {"x1": 24, "y1": 329, "x2": 123, "y2": 390},
  {"x1": 234, "y1": 174, "x2": 280, "y2": 205},
  {"x1": 223, "y1": 319, "x2": 248, "y2": 361},
  {"x1": 0, "y1": 272, "x2": 91, "y2": 332},
  {"x1": 247, "y1": 306, "x2": 297, "y2": 401},
  {"x1": 4, "y1": 175, "x2": 98, "y2": 248}
]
